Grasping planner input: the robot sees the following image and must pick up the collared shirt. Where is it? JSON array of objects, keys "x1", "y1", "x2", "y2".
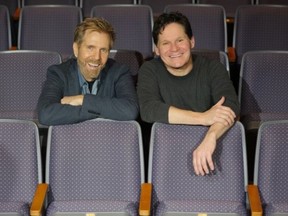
[{"x1": 77, "y1": 69, "x2": 100, "y2": 95}]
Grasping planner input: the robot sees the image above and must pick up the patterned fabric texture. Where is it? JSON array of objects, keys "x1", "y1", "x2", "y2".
[
  {"x1": 191, "y1": 50, "x2": 230, "y2": 73},
  {"x1": 140, "y1": 0, "x2": 192, "y2": 17},
  {"x1": 148, "y1": 122, "x2": 247, "y2": 215},
  {"x1": 234, "y1": 5, "x2": 288, "y2": 64},
  {"x1": 23, "y1": 0, "x2": 77, "y2": 6},
  {"x1": 154, "y1": 200, "x2": 247, "y2": 215},
  {"x1": 0, "y1": 51, "x2": 61, "y2": 120},
  {"x1": 0, "y1": 6, "x2": 10, "y2": 51},
  {"x1": 81, "y1": 0, "x2": 135, "y2": 18},
  {"x1": 0, "y1": 0, "x2": 19, "y2": 18},
  {"x1": 46, "y1": 119, "x2": 143, "y2": 216},
  {"x1": 198, "y1": 0, "x2": 252, "y2": 18},
  {"x1": 0, "y1": 119, "x2": 41, "y2": 215},
  {"x1": 18, "y1": 5, "x2": 82, "y2": 59},
  {"x1": 109, "y1": 49, "x2": 144, "y2": 78},
  {"x1": 46, "y1": 200, "x2": 138, "y2": 216},
  {"x1": 90, "y1": 5, "x2": 153, "y2": 60},
  {"x1": 165, "y1": 4, "x2": 227, "y2": 52},
  {"x1": 0, "y1": 202, "x2": 30, "y2": 215},
  {"x1": 255, "y1": 120, "x2": 288, "y2": 215},
  {"x1": 239, "y1": 51, "x2": 288, "y2": 130}
]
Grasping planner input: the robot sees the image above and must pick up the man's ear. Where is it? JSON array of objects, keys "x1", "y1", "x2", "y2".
[
  {"x1": 190, "y1": 36, "x2": 195, "y2": 49},
  {"x1": 154, "y1": 46, "x2": 160, "y2": 56},
  {"x1": 73, "y1": 42, "x2": 79, "y2": 58}
]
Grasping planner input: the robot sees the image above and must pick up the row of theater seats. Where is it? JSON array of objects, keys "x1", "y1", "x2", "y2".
[
  {"x1": 1, "y1": 118, "x2": 288, "y2": 215},
  {"x1": 1, "y1": 47, "x2": 288, "y2": 191},
  {"x1": 1, "y1": 49, "x2": 287, "y2": 132},
  {"x1": 1, "y1": 3, "x2": 288, "y2": 62},
  {"x1": 2, "y1": 0, "x2": 288, "y2": 19}
]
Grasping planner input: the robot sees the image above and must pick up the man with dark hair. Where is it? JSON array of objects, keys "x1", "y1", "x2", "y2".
[{"x1": 137, "y1": 12, "x2": 239, "y2": 176}]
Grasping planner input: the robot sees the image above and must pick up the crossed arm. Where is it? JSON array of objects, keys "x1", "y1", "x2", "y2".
[
  {"x1": 38, "y1": 63, "x2": 139, "y2": 126},
  {"x1": 168, "y1": 96, "x2": 236, "y2": 176},
  {"x1": 61, "y1": 95, "x2": 84, "y2": 106}
]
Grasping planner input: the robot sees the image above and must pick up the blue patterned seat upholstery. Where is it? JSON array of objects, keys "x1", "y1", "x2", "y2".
[
  {"x1": 256, "y1": 0, "x2": 288, "y2": 5},
  {"x1": 198, "y1": 0, "x2": 252, "y2": 18},
  {"x1": 109, "y1": 49, "x2": 144, "y2": 84},
  {"x1": 90, "y1": 5, "x2": 154, "y2": 60},
  {"x1": 18, "y1": 5, "x2": 82, "y2": 59},
  {"x1": 0, "y1": 50, "x2": 61, "y2": 124},
  {"x1": 165, "y1": 4, "x2": 227, "y2": 52},
  {"x1": 0, "y1": 6, "x2": 11, "y2": 51},
  {"x1": 22, "y1": 0, "x2": 78, "y2": 6},
  {"x1": 252, "y1": 120, "x2": 288, "y2": 215},
  {"x1": 45, "y1": 119, "x2": 145, "y2": 216},
  {"x1": 238, "y1": 51, "x2": 288, "y2": 131},
  {"x1": 80, "y1": 0, "x2": 136, "y2": 18},
  {"x1": 139, "y1": 0, "x2": 194, "y2": 18},
  {"x1": 233, "y1": 5, "x2": 288, "y2": 65},
  {"x1": 148, "y1": 122, "x2": 248, "y2": 215},
  {"x1": 0, "y1": 119, "x2": 43, "y2": 216}
]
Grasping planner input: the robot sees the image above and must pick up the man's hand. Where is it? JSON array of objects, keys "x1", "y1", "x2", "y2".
[
  {"x1": 202, "y1": 96, "x2": 236, "y2": 126},
  {"x1": 61, "y1": 95, "x2": 84, "y2": 106},
  {"x1": 192, "y1": 131, "x2": 216, "y2": 176}
]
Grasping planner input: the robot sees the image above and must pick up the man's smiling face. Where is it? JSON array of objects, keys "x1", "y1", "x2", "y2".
[
  {"x1": 73, "y1": 29, "x2": 110, "y2": 81},
  {"x1": 155, "y1": 22, "x2": 195, "y2": 76}
]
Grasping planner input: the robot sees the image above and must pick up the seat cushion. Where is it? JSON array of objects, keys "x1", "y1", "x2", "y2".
[
  {"x1": 46, "y1": 200, "x2": 138, "y2": 216},
  {"x1": 0, "y1": 201, "x2": 30, "y2": 216},
  {"x1": 154, "y1": 200, "x2": 247, "y2": 216}
]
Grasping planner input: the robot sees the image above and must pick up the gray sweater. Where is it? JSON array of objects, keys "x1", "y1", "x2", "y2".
[{"x1": 137, "y1": 54, "x2": 239, "y2": 123}]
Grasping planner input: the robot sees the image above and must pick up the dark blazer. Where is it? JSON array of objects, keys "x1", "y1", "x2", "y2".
[{"x1": 37, "y1": 58, "x2": 139, "y2": 126}]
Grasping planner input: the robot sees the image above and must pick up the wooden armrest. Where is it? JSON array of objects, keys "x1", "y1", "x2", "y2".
[
  {"x1": 247, "y1": 184, "x2": 263, "y2": 216},
  {"x1": 9, "y1": 46, "x2": 17, "y2": 50},
  {"x1": 226, "y1": 17, "x2": 234, "y2": 24},
  {"x1": 12, "y1": 8, "x2": 21, "y2": 21},
  {"x1": 139, "y1": 183, "x2": 152, "y2": 216},
  {"x1": 227, "y1": 47, "x2": 236, "y2": 63},
  {"x1": 30, "y1": 183, "x2": 48, "y2": 216}
]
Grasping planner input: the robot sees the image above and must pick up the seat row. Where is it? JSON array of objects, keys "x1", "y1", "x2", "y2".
[
  {"x1": 1, "y1": 4, "x2": 288, "y2": 62},
  {"x1": 1, "y1": 118, "x2": 288, "y2": 215},
  {"x1": 1, "y1": 49, "x2": 287, "y2": 132},
  {"x1": 3, "y1": 0, "x2": 288, "y2": 19}
]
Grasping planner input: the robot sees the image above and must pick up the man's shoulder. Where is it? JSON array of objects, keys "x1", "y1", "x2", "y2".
[{"x1": 140, "y1": 56, "x2": 164, "y2": 72}]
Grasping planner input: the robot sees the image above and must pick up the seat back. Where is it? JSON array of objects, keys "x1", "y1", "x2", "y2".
[
  {"x1": 46, "y1": 119, "x2": 144, "y2": 214},
  {"x1": 0, "y1": 119, "x2": 42, "y2": 215},
  {"x1": 80, "y1": 0, "x2": 136, "y2": 18},
  {"x1": 0, "y1": 0, "x2": 20, "y2": 17},
  {"x1": 198, "y1": 0, "x2": 253, "y2": 18},
  {"x1": 0, "y1": 6, "x2": 11, "y2": 51},
  {"x1": 256, "y1": 0, "x2": 288, "y2": 4},
  {"x1": 109, "y1": 49, "x2": 144, "y2": 84},
  {"x1": 91, "y1": 4, "x2": 154, "y2": 60},
  {"x1": 0, "y1": 50, "x2": 62, "y2": 121},
  {"x1": 148, "y1": 122, "x2": 248, "y2": 215},
  {"x1": 254, "y1": 120, "x2": 288, "y2": 215},
  {"x1": 165, "y1": 4, "x2": 227, "y2": 52},
  {"x1": 233, "y1": 5, "x2": 288, "y2": 64},
  {"x1": 192, "y1": 49, "x2": 230, "y2": 74},
  {"x1": 22, "y1": 0, "x2": 78, "y2": 6},
  {"x1": 238, "y1": 51, "x2": 288, "y2": 127},
  {"x1": 18, "y1": 5, "x2": 82, "y2": 59},
  {"x1": 139, "y1": 0, "x2": 194, "y2": 17}
]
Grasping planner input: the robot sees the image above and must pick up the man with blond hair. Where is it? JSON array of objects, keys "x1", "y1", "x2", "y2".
[{"x1": 38, "y1": 17, "x2": 139, "y2": 125}]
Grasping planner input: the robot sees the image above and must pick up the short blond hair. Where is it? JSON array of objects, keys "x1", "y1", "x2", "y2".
[{"x1": 74, "y1": 17, "x2": 116, "y2": 49}]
